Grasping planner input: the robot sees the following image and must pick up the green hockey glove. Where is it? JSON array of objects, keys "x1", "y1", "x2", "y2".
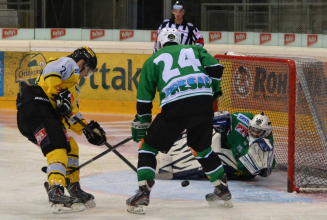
[{"x1": 132, "y1": 116, "x2": 151, "y2": 143}]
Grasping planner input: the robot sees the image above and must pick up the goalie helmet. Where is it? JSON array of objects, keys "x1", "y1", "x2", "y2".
[
  {"x1": 157, "y1": 28, "x2": 181, "y2": 51},
  {"x1": 248, "y1": 112, "x2": 272, "y2": 139}
]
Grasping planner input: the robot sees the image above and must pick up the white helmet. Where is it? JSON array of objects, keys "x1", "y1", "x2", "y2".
[
  {"x1": 248, "y1": 113, "x2": 272, "y2": 139},
  {"x1": 157, "y1": 28, "x2": 181, "y2": 51}
]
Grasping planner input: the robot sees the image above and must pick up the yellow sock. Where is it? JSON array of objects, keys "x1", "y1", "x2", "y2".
[
  {"x1": 46, "y1": 148, "x2": 68, "y2": 187},
  {"x1": 66, "y1": 137, "x2": 80, "y2": 184}
]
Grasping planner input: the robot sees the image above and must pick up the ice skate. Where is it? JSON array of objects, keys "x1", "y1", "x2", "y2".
[
  {"x1": 205, "y1": 174, "x2": 233, "y2": 208},
  {"x1": 66, "y1": 180, "x2": 96, "y2": 208},
  {"x1": 126, "y1": 179, "x2": 155, "y2": 214},
  {"x1": 44, "y1": 182, "x2": 86, "y2": 214}
]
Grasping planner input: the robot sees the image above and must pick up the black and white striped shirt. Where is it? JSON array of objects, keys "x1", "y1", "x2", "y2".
[{"x1": 154, "y1": 18, "x2": 204, "y2": 53}]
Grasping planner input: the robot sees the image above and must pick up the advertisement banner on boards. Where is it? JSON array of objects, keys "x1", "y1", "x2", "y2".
[{"x1": 3, "y1": 51, "x2": 160, "y2": 103}]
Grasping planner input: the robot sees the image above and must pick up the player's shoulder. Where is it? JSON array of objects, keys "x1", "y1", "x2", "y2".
[
  {"x1": 187, "y1": 22, "x2": 194, "y2": 27},
  {"x1": 44, "y1": 57, "x2": 77, "y2": 74},
  {"x1": 232, "y1": 112, "x2": 253, "y2": 125},
  {"x1": 143, "y1": 54, "x2": 157, "y2": 67},
  {"x1": 46, "y1": 57, "x2": 75, "y2": 66}
]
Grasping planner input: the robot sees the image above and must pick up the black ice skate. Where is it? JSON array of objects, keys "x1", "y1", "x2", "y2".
[
  {"x1": 44, "y1": 182, "x2": 85, "y2": 214},
  {"x1": 66, "y1": 180, "x2": 96, "y2": 208},
  {"x1": 205, "y1": 173, "x2": 233, "y2": 207},
  {"x1": 126, "y1": 179, "x2": 155, "y2": 214}
]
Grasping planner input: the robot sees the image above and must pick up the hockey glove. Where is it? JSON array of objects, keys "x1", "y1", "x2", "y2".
[
  {"x1": 132, "y1": 116, "x2": 151, "y2": 143},
  {"x1": 83, "y1": 120, "x2": 107, "y2": 146},
  {"x1": 53, "y1": 88, "x2": 72, "y2": 117}
]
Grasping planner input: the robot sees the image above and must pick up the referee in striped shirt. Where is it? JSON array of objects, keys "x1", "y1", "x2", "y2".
[{"x1": 153, "y1": 1, "x2": 204, "y2": 53}]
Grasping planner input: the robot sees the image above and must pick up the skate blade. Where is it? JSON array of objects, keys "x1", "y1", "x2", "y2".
[
  {"x1": 85, "y1": 199, "x2": 96, "y2": 208},
  {"x1": 50, "y1": 202, "x2": 86, "y2": 214},
  {"x1": 207, "y1": 199, "x2": 233, "y2": 208},
  {"x1": 127, "y1": 205, "x2": 146, "y2": 215}
]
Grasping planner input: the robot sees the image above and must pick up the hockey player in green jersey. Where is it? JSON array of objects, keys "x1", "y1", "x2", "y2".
[
  {"x1": 127, "y1": 28, "x2": 232, "y2": 214},
  {"x1": 157, "y1": 111, "x2": 275, "y2": 180},
  {"x1": 214, "y1": 111, "x2": 275, "y2": 179}
]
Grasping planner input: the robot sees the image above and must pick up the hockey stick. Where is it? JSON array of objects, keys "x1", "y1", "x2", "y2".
[
  {"x1": 72, "y1": 116, "x2": 137, "y2": 172},
  {"x1": 41, "y1": 136, "x2": 133, "y2": 175}
]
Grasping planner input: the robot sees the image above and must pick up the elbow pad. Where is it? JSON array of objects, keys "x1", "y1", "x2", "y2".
[{"x1": 205, "y1": 65, "x2": 224, "y2": 80}]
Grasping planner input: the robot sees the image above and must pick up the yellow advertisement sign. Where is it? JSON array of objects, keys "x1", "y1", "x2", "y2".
[{"x1": 3, "y1": 51, "x2": 161, "y2": 114}]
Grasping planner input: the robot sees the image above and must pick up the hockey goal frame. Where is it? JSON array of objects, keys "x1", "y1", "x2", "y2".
[{"x1": 214, "y1": 55, "x2": 299, "y2": 192}]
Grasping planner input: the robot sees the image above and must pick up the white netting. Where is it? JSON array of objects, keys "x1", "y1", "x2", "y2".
[{"x1": 215, "y1": 54, "x2": 327, "y2": 192}]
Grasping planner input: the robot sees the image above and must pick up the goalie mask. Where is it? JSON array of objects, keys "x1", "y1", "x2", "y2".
[
  {"x1": 248, "y1": 113, "x2": 272, "y2": 139},
  {"x1": 157, "y1": 28, "x2": 181, "y2": 51}
]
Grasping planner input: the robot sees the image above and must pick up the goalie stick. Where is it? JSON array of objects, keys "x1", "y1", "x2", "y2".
[{"x1": 41, "y1": 136, "x2": 133, "y2": 175}]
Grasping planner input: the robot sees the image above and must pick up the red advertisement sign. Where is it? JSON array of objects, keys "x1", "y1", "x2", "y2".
[
  {"x1": 284, "y1": 34, "x2": 295, "y2": 45},
  {"x1": 260, "y1": 33, "x2": 271, "y2": 45},
  {"x1": 90, "y1": 30, "x2": 105, "y2": 40},
  {"x1": 51, "y1": 29, "x2": 66, "y2": 39},
  {"x1": 120, "y1": 30, "x2": 134, "y2": 41},
  {"x1": 234, "y1": 32, "x2": 247, "y2": 44},
  {"x1": 209, "y1": 32, "x2": 222, "y2": 43},
  {"x1": 2, "y1": 28, "x2": 18, "y2": 39},
  {"x1": 151, "y1": 31, "x2": 157, "y2": 42},
  {"x1": 307, "y1": 34, "x2": 318, "y2": 47}
]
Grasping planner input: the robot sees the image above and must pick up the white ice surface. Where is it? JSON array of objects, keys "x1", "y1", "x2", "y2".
[{"x1": 1, "y1": 110, "x2": 327, "y2": 220}]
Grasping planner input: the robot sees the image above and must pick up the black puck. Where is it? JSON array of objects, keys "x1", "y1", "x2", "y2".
[{"x1": 181, "y1": 180, "x2": 189, "y2": 187}]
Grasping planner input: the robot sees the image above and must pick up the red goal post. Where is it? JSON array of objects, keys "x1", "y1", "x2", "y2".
[{"x1": 214, "y1": 54, "x2": 327, "y2": 193}]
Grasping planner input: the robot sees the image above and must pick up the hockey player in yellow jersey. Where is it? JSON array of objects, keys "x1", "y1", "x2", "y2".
[{"x1": 17, "y1": 47, "x2": 107, "y2": 213}]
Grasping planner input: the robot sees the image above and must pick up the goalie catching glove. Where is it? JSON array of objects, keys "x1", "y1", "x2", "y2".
[
  {"x1": 83, "y1": 120, "x2": 107, "y2": 146},
  {"x1": 53, "y1": 88, "x2": 72, "y2": 117},
  {"x1": 131, "y1": 115, "x2": 151, "y2": 142},
  {"x1": 239, "y1": 138, "x2": 274, "y2": 176}
]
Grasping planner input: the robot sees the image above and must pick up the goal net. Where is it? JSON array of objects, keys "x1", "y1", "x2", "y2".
[{"x1": 214, "y1": 54, "x2": 327, "y2": 193}]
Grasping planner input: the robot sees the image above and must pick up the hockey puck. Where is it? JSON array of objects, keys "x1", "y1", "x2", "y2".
[{"x1": 181, "y1": 180, "x2": 189, "y2": 187}]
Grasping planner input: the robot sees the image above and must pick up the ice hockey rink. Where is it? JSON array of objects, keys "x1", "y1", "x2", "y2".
[{"x1": 1, "y1": 109, "x2": 327, "y2": 220}]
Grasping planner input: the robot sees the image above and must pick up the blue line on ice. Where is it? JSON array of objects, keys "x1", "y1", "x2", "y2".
[{"x1": 81, "y1": 170, "x2": 319, "y2": 203}]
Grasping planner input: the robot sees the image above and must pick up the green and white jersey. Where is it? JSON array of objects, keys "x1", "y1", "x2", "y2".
[
  {"x1": 137, "y1": 45, "x2": 222, "y2": 108},
  {"x1": 228, "y1": 112, "x2": 275, "y2": 178}
]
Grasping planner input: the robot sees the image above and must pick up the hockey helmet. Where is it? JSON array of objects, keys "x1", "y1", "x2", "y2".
[
  {"x1": 157, "y1": 28, "x2": 181, "y2": 50},
  {"x1": 248, "y1": 112, "x2": 272, "y2": 139},
  {"x1": 71, "y1": 46, "x2": 97, "y2": 78}
]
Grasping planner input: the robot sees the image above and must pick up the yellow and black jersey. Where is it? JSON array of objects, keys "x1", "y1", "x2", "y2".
[{"x1": 36, "y1": 57, "x2": 85, "y2": 135}]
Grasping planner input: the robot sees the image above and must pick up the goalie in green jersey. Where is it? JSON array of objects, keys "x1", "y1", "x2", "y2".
[
  {"x1": 157, "y1": 111, "x2": 276, "y2": 180},
  {"x1": 127, "y1": 28, "x2": 233, "y2": 214}
]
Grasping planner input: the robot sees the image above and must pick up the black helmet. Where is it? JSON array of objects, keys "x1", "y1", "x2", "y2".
[
  {"x1": 172, "y1": 1, "x2": 185, "y2": 11},
  {"x1": 71, "y1": 46, "x2": 97, "y2": 71}
]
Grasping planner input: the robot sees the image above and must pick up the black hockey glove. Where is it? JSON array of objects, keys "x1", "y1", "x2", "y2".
[
  {"x1": 83, "y1": 120, "x2": 107, "y2": 146},
  {"x1": 53, "y1": 88, "x2": 72, "y2": 117}
]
